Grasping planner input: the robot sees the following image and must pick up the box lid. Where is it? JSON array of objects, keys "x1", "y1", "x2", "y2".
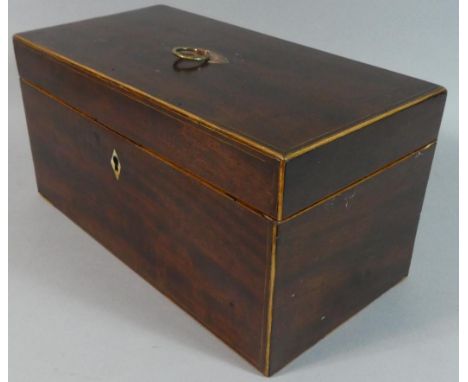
[{"x1": 14, "y1": 5, "x2": 446, "y2": 220}]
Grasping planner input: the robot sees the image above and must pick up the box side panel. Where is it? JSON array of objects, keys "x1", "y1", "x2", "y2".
[
  {"x1": 14, "y1": 39, "x2": 280, "y2": 218},
  {"x1": 20, "y1": 82, "x2": 273, "y2": 371},
  {"x1": 283, "y1": 92, "x2": 445, "y2": 218},
  {"x1": 269, "y1": 145, "x2": 436, "y2": 374}
]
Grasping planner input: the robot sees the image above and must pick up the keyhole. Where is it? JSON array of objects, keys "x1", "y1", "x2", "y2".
[
  {"x1": 110, "y1": 149, "x2": 121, "y2": 180},
  {"x1": 113, "y1": 156, "x2": 119, "y2": 172}
]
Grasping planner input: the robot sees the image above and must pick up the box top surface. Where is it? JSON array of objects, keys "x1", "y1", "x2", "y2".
[{"x1": 16, "y1": 5, "x2": 442, "y2": 158}]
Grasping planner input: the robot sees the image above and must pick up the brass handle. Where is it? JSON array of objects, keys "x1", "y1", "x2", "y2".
[{"x1": 172, "y1": 46, "x2": 211, "y2": 63}]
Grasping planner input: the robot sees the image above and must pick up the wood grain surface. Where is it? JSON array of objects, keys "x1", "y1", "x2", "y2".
[
  {"x1": 282, "y1": 92, "x2": 446, "y2": 218},
  {"x1": 14, "y1": 5, "x2": 440, "y2": 154},
  {"x1": 14, "y1": 41, "x2": 281, "y2": 218},
  {"x1": 269, "y1": 144, "x2": 436, "y2": 374}
]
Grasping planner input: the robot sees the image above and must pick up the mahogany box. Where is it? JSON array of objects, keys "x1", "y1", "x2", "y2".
[{"x1": 14, "y1": 5, "x2": 446, "y2": 376}]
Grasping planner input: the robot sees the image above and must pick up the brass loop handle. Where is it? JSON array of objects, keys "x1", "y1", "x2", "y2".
[{"x1": 172, "y1": 46, "x2": 210, "y2": 62}]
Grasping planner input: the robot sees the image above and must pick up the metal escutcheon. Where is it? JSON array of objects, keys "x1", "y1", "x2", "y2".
[{"x1": 110, "y1": 149, "x2": 121, "y2": 180}]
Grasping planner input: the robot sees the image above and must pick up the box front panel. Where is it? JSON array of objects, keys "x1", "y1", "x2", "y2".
[
  {"x1": 21, "y1": 81, "x2": 273, "y2": 370},
  {"x1": 269, "y1": 144, "x2": 436, "y2": 374}
]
